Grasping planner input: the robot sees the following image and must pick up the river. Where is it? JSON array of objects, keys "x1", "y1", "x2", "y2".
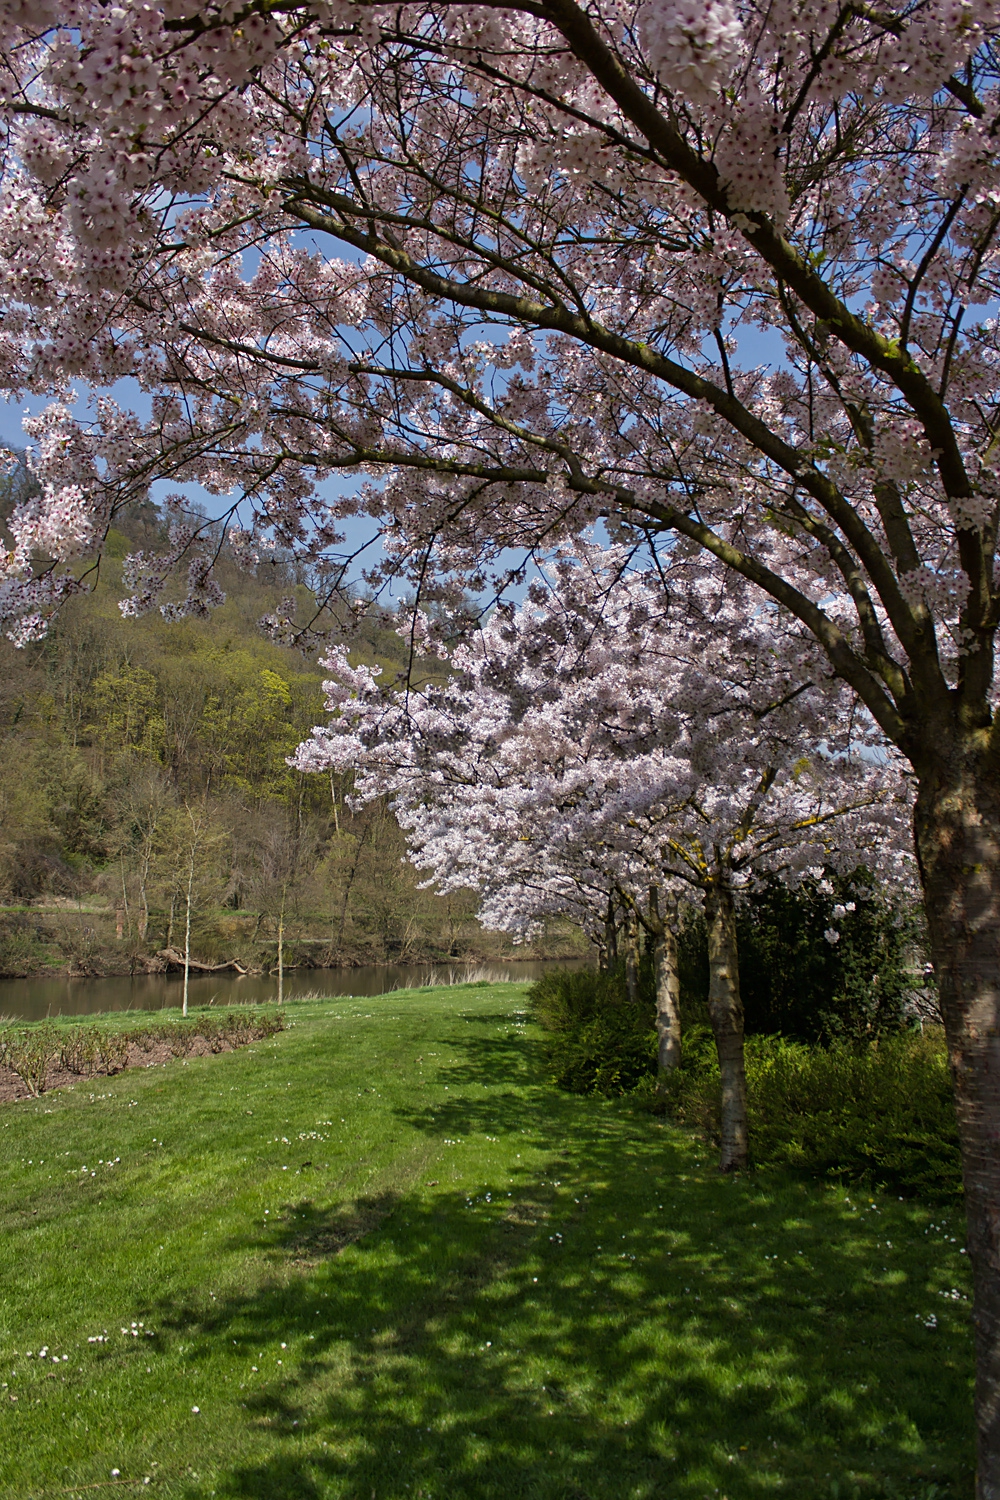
[{"x1": 0, "y1": 959, "x2": 590, "y2": 1023}]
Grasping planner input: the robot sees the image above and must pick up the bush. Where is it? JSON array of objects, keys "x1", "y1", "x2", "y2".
[
  {"x1": 659, "y1": 1027, "x2": 961, "y2": 1198},
  {"x1": 532, "y1": 963, "x2": 960, "y2": 1198},
  {"x1": 0, "y1": 917, "x2": 44, "y2": 978},
  {"x1": 59, "y1": 1026, "x2": 100, "y2": 1075},
  {"x1": 7, "y1": 1025, "x2": 58, "y2": 1095},
  {"x1": 0, "y1": 1007, "x2": 286, "y2": 1093},
  {"x1": 680, "y1": 875, "x2": 924, "y2": 1044},
  {"x1": 530, "y1": 966, "x2": 657, "y2": 1096}
]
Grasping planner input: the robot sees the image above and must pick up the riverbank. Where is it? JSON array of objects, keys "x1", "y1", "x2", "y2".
[
  {"x1": 0, "y1": 959, "x2": 590, "y2": 1022},
  {"x1": 0, "y1": 901, "x2": 586, "y2": 982},
  {"x1": 1, "y1": 983, "x2": 973, "y2": 1498}
]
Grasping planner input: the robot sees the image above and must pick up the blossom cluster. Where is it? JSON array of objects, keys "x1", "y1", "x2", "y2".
[
  {"x1": 0, "y1": 1, "x2": 993, "y2": 749},
  {"x1": 294, "y1": 544, "x2": 914, "y2": 939}
]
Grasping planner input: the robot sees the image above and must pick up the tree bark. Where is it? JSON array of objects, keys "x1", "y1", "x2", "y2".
[
  {"x1": 624, "y1": 906, "x2": 640, "y2": 1004},
  {"x1": 705, "y1": 878, "x2": 748, "y2": 1172},
  {"x1": 914, "y1": 747, "x2": 1000, "y2": 1500},
  {"x1": 654, "y1": 925, "x2": 682, "y2": 1080},
  {"x1": 603, "y1": 894, "x2": 618, "y2": 970},
  {"x1": 182, "y1": 865, "x2": 193, "y2": 1020},
  {"x1": 277, "y1": 885, "x2": 286, "y2": 1006}
]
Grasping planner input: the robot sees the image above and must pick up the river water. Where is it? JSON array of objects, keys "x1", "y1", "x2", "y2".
[{"x1": 0, "y1": 959, "x2": 589, "y2": 1023}]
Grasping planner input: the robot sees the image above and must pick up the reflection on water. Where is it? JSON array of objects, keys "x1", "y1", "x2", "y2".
[{"x1": 0, "y1": 959, "x2": 590, "y2": 1023}]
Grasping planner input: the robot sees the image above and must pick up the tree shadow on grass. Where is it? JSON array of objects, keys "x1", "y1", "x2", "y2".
[{"x1": 157, "y1": 1014, "x2": 973, "y2": 1500}]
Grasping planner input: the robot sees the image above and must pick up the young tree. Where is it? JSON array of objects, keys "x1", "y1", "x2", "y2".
[
  {"x1": 155, "y1": 801, "x2": 227, "y2": 1015},
  {"x1": 296, "y1": 548, "x2": 913, "y2": 1167},
  {"x1": 5, "y1": 2, "x2": 1000, "y2": 1479}
]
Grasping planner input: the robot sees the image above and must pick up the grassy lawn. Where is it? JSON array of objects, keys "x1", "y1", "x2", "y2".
[{"x1": 0, "y1": 983, "x2": 973, "y2": 1500}]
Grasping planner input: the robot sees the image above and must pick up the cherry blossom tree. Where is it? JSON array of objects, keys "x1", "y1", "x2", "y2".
[
  {"x1": 295, "y1": 546, "x2": 915, "y2": 1168},
  {"x1": 3, "y1": 0, "x2": 1000, "y2": 1479}
]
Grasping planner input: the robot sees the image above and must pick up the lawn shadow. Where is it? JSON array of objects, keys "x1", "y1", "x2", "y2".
[{"x1": 154, "y1": 1013, "x2": 973, "y2": 1500}]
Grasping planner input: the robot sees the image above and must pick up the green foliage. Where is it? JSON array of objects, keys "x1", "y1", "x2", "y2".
[
  {"x1": 198, "y1": 660, "x2": 304, "y2": 802},
  {"x1": 0, "y1": 1009, "x2": 286, "y2": 1093},
  {"x1": 530, "y1": 963, "x2": 657, "y2": 1096},
  {"x1": 533, "y1": 958, "x2": 959, "y2": 1198},
  {"x1": 659, "y1": 1027, "x2": 961, "y2": 1198},
  {"x1": 87, "y1": 663, "x2": 165, "y2": 762},
  {"x1": 681, "y1": 875, "x2": 922, "y2": 1043}
]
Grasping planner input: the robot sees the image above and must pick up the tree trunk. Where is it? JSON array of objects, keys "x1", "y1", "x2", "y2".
[
  {"x1": 914, "y1": 750, "x2": 1000, "y2": 1499},
  {"x1": 119, "y1": 857, "x2": 130, "y2": 939},
  {"x1": 277, "y1": 886, "x2": 285, "y2": 1005},
  {"x1": 138, "y1": 836, "x2": 151, "y2": 940},
  {"x1": 183, "y1": 855, "x2": 195, "y2": 1020},
  {"x1": 705, "y1": 878, "x2": 748, "y2": 1172},
  {"x1": 624, "y1": 907, "x2": 640, "y2": 1004},
  {"x1": 603, "y1": 894, "x2": 618, "y2": 970},
  {"x1": 654, "y1": 925, "x2": 682, "y2": 1079}
]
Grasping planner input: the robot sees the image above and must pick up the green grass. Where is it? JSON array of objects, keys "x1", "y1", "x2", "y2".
[{"x1": 0, "y1": 983, "x2": 974, "y2": 1500}]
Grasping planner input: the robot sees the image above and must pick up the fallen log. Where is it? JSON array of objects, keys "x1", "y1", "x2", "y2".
[{"x1": 156, "y1": 948, "x2": 249, "y2": 975}]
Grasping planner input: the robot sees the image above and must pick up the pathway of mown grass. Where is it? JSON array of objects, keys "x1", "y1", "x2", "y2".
[{"x1": 0, "y1": 983, "x2": 974, "y2": 1499}]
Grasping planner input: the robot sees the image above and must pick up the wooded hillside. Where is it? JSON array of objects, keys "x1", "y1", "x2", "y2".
[{"x1": 0, "y1": 489, "x2": 579, "y2": 977}]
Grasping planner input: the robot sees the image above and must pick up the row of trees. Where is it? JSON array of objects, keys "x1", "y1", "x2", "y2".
[
  {"x1": 3, "y1": 1, "x2": 1000, "y2": 1485},
  {"x1": 297, "y1": 543, "x2": 917, "y2": 1168}
]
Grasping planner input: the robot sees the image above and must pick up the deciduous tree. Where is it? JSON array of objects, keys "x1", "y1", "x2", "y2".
[
  {"x1": 297, "y1": 546, "x2": 913, "y2": 1167},
  {"x1": 3, "y1": 1, "x2": 1000, "y2": 1480}
]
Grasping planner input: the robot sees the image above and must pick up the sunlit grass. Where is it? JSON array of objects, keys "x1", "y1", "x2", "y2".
[{"x1": 0, "y1": 984, "x2": 973, "y2": 1498}]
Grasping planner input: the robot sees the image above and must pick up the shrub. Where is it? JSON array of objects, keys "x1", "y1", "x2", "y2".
[
  {"x1": 532, "y1": 963, "x2": 960, "y2": 1198},
  {"x1": 59, "y1": 1026, "x2": 100, "y2": 1075},
  {"x1": 0, "y1": 918, "x2": 43, "y2": 978},
  {"x1": 530, "y1": 966, "x2": 657, "y2": 1096},
  {"x1": 7, "y1": 1025, "x2": 57, "y2": 1095},
  {"x1": 659, "y1": 1028, "x2": 961, "y2": 1198},
  {"x1": 97, "y1": 1031, "x2": 130, "y2": 1074},
  {"x1": 680, "y1": 875, "x2": 924, "y2": 1044},
  {"x1": 0, "y1": 1006, "x2": 287, "y2": 1093},
  {"x1": 167, "y1": 1024, "x2": 194, "y2": 1058}
]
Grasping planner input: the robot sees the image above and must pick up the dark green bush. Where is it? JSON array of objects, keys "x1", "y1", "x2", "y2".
[
  {"x1": 530, "y1": 966, "x2": 657, "y2": 1096},
  {"x1": 659, "y1": 1027, "x2": 961, "y2": 1198},
  {"x1": 532, "y1": 960, "x2": 959, "y2": 1198},
  {"x1": 681, "y1": 875, "x2": 924, "y2": 1044}
]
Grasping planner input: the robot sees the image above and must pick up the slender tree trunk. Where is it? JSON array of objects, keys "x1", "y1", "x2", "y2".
[
  {"x1": 624, "y1": 907, "x2": 640, "y2": 1004},
  {"x1": 705, "y1": 878, "x2": 748, "y2": 1172},
  {"x1": 277, "y1": 886, "x2": 285, "y2": 1005},
  {"x1": 914, "y1": 750, "x2": 1000, "y2": 1499},
  {"x1": 138, "y1": 833, "x2": 152, "y2": 940},
  {"x1": 119, "y1": 857, "x2": 130, "y2": 939},
  {"x1": 604, "y1": 895, "x2": 618, "y2": 969},
  {"x1": 183, "y1": 852, "x2": 195, "y2": 1019},
  {"x1": 654, "y1": 925, "x2": 682, "y2": 1080}
]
